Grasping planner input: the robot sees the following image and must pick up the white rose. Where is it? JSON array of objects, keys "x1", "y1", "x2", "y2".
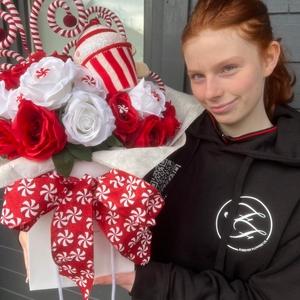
[
  {"x1": 0, "y1": 81, "x2": 9, "y2": 119},
  {"x1": 19, "y1": 57, "x2": 75, "y2": 110},
  {"x1": 73, "y1": 65, "x2": 107, "y2": 99},
  {"x1": 62, "y1": 90, "x2": 116, "y2": 147},
  {"x1": 129, "y1": 78, "x2": 166, "y2": 119},
  {"x1": 5, "y1": 88, "x2": 27, "y2": 120}
]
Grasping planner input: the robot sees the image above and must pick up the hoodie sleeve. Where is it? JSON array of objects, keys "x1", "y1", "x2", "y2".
[{"x1": 130, "y1": 217, "x2": 300, "y2": 300}]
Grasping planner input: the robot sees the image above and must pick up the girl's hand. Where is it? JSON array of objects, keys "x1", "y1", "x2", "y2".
[
  {"x1": 19, "y1": 231, "x2": 29, "y2": 282},
  {"x1": 93, "y1": 271, "x2": 136, "y2": 292}
]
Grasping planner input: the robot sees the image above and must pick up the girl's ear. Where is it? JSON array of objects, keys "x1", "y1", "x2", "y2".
[{"x1": 263, "y1": 41, "x2": 281, "y2": 77}]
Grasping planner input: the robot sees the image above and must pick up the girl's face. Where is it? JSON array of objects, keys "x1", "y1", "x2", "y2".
[{"x1": 183, "y1": 28, "x2": 276, "y2": 136}]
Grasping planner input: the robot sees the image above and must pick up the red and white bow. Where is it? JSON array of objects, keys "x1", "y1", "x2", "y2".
[{"x1": 0, "y1": 169, "x2": 164, "y2": 300}]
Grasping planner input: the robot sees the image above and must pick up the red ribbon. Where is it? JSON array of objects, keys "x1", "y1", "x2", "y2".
[{"x1": 0, "y1": 169, "x2": 164, "y2": 300}]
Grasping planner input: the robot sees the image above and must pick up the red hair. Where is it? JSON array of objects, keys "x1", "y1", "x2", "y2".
[{"x1": 182, "y1": 0, "x2": 296, "y2": 118}]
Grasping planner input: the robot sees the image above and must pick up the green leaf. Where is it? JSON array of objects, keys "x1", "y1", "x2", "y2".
[
  {"x1": 92, "y1": 143, "x2": 110, "y2": 151},
  {"x1": 105, "y1": 135, "x2": 123, "y2": 147},
  {"x1": 52, "y1": 148, "x2": 75, "y2": 178},
  {"x1": 92, "y1": 135, "x2": 123, "y2": 152},
  {"x1": 66, "y1": 143, "x2": 92, "y2": 162},
  {"x1": 58, "y1": 105, "x2": 67, "y2": 124}
]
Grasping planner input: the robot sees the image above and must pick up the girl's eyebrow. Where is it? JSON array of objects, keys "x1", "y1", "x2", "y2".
[
  {"x1": 187, "y1": 56, "x2": 244, "y2": 75},
  {"x1": 214, "y1": 56, "x2": 244, "y2": 68}
]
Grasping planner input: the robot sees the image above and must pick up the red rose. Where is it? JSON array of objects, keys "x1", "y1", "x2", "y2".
[
  {"x1": 30, "y1": 51, "x2": 47, "y2": 63},
  {"x1": 131, "y1": 115, "x2": 167, "y2": 148},
  {"x1": 12, "y1": 100, "x2": 67, "y2": 161},
  {"x1": 51, "y1": 51, "x2": 73, "y2": 62},
  {"x1": 11, "y1": 63, "x2": 29, "y2": 79},
  {"x1": 0, "y1": 119, "x2": 19, "y2": 160},
  {"x1": 106, "y1": 91, "x2": 140, "y2": 143},
  {"x1": 0, "y1": 70, "x2": 21, "y2": 90},
  {"x1": 161, "y1": 101, "x2": 181, "y2": 137}
]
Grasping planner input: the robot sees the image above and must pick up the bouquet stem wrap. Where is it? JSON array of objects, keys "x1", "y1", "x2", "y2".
[{"x1": 1, "y1": 169, "x2": 164, "y2": 300}]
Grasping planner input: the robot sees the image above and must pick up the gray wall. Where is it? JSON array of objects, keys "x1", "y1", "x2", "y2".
[
  {"x1": 265, "y1": 0, "x2": 300, "y2": 108},
  {"x1": 144, "y1": 0, "x2": 189, "y2": 92}
]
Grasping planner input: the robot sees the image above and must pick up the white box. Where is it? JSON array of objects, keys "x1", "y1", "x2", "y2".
[{"x1": 28, "y1": 161, "x2": 134, "y2": 290}]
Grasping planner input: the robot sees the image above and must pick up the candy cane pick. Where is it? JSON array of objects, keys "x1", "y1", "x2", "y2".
[
  {"x1": 0, "y1": 49, "x2": 26, "y2": 72},
  {"x1": 149, "y1": 71, "x2": 166, "y2": 95},
  {"x1": 0, "y1": 0, "x2": 30, "y2": 56},
  {"x1": 30, "y1": 0, "x2": 46, "y2": 51},
  {"x1": 62, "y1": 40, "x2": 77, "y2": 56},
  {"x1": 0, "y1": 10, "x2": 17, "y2": 49},
  {"x1": 0, "y1": 63, "x2": 14, "y2": 72},
  {"x1": 85, "y1": 7, "x2": 113, "y2": 28},
  {"x1": 47, "y1": 0, "x2": 87, "y2": 38},
  {"x1": 94, "y1": 12, "x2": 113, "y2": 28},
  {"x1": 0, "y1": 49, "x2": 26, "y2": 64}
]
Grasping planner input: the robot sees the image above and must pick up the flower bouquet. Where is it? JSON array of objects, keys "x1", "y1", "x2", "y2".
[{"x1": 0, "y1": 0, "x2": 204, "y2": 299}]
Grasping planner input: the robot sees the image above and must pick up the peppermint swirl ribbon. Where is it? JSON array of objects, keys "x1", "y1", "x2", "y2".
[{"x1": 0, "y1": 169, "x2": 164, "y2": 300}]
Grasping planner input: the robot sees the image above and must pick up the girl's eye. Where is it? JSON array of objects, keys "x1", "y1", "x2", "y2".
[
  {"x1": 224, "y1": 66, "x2": 235, "y2": 72},
  {"x1": 192, "y1": 74, "x2": 204, "y2": 79}
]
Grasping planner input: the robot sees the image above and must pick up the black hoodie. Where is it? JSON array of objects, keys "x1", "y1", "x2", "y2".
[{"x1": 130, "y1": 104, "x2": 300, "y2": 300}]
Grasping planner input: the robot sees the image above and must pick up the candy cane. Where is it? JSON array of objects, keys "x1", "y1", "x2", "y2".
[
  {"x1": 0, "y1": 11, "x2": 17, "y2": 49},
  {"x1": 85, "y1": 6, "x2": 126, "y2": 41},
  {"x1": 47, "y1": 0, "x2": 87, "y2": 38},
  {"x1": 94, "y1": 12, "x2": 112, "y2": 28},
  {"x1": 149, "y1": 71, "x2": 165, "y2": 94},
  {"x1": 0, "y1": 62, "x2": 14, "y2": 71},
  {"x1": 85, "y1": 8, "x2": 113, "y2": 28},
  {"x1": 30, "y1": 0, "x2": 45, "y2": 51},
  {"x1": 30, "y1": 0, "x2": 87, "y2": 51},
  {"x1": 62, "y1": 40, "x2": 77, "y2": 55},
  {"x1": 0, "y1": 0, "x2": 30, "y2": 55},
  {"x1": 47, "y1": 1, "x2": 72, "y2": 25},
  {"x1": 0, "y1": 49, "x2": 26, "y2": 64}
]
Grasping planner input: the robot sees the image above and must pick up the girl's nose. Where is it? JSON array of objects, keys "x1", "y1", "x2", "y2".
[{"x1": 204, "y1": 77, "x2": 224, "y2": 101}]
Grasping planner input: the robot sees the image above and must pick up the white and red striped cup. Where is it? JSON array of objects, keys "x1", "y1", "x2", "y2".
[{"x1": 74, "y1": 19, "x2": 138, "y2": 93}]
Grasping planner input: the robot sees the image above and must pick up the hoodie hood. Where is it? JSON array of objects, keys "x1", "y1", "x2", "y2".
[{"x1": 188, "y1": 104, "x2": 300, "y2": 167}]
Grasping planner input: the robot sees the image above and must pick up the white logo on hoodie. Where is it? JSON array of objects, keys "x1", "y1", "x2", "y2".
[{"x1": 216, "y1": 196, "x2": 273, "y2": 252}]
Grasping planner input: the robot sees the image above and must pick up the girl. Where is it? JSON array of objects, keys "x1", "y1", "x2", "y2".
[{"x1": 102, "y1": 0, "x2": 300, "y2": 299}]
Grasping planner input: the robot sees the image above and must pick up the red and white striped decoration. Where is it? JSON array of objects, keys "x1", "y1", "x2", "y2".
[
  {"x1": 84, "y1": 44, "x2": 138, "y2": 93},
  {"x1": 30, "y1": 0, "x2": 44, "y2": 51},
  {"x1": 30, "y1": 0, "x2": 87, "y2": 51},
  {"x1": 47, "y1": 0, "x2": 87, "y2": 38},
  {"x1": 1, "y1": 0, "x2": 29, "y2": 55},
  {"x1": 0, "y1": 49, "x2": 26, "y2": 72},
  {"x1": 94, "y1": 12, "x2": 113, "y2": 28},
  {"x1": 63, "y1": 40, "x2": 77, "y2": 56},
  {"x1": 0, "y1": 63, "x2": 13, "y2": 73},
  {"x1": 0, "y1": 11, "x2": 17, "y2": 49},
  {"x1": 149, "y1": 71, "x2": 166, "y2": 94},
  {"x1": 0, "y1": 50, "x2": 24, "y2": 73},
  {"x1": 85, "y1": 6, "x2": 126, "y2": 41},
  {"x1": 0, "y1": 50, "x2": 26, "y2": 64}
]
